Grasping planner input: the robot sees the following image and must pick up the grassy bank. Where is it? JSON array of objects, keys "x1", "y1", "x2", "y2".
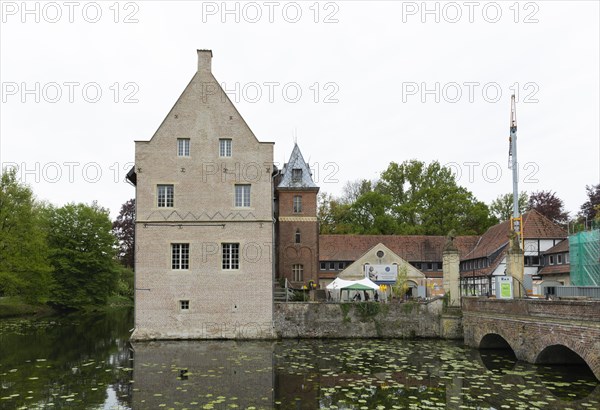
[
  {"x1": 0, "y1": 297, "x2": 56, "y2": 319},
  {"x1": 0, "y1": 295, "x2": 133, "y2": 319}
]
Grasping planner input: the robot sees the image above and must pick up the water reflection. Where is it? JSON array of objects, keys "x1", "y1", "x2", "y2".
[
  {"x1": 130, "y1": 341, "x2": 275, "y2": 409},
  {"x1": 0, "y1": 309, "x2": 133, "y2": 409},
  {"x1": 1, "y1": 310, "x2": 599, "y2": 409}
]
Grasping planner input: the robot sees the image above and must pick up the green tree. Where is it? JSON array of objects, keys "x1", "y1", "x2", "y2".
[
  {"x1": 0, "y1": 169, "x2": 53, "y2": 302},
  {"x1": 45, "y1": 202, "x2": 119, "y2": 308},
  {"x1": 376, "y1": 160, "x2": 495, "y2": 235},
  {"x1": 489, "y1": 192, "x2": 529, "y2": 222},
  {"x1": 346, "y1": 191, "x2": 397, "y2": 234}
]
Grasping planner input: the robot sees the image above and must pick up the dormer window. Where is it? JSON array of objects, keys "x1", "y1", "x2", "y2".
[{"x1": 292, "y1": 168, "x2": 302, "y2": 181}]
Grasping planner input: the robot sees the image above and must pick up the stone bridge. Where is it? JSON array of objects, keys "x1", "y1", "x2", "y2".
[{"x1": 462, "y1": 297, "x2": 600, "y2": 380}]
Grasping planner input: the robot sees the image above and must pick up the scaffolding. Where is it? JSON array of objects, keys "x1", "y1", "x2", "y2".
[{"x1": 569, "y1": 229, "x2": 600, "y2": 286}]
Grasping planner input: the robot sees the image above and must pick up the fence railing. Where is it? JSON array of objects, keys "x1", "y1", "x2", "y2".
[{"x1": 556, "y1": 286, "x2": 600, "y2": 299}]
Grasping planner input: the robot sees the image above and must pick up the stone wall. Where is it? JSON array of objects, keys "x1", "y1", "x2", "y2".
[{"x1": 274, "y1": 299, "x2": 463, "y2": 339}]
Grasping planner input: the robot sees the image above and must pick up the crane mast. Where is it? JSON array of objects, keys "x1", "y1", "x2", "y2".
[{"x1": 509, "y1": 94, "x2": 523, "y2": 248}]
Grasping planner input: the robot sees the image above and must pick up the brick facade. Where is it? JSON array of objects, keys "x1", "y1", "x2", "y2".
[{"x1": 131, "y1": 50, "x2": 275, "y2": 340}]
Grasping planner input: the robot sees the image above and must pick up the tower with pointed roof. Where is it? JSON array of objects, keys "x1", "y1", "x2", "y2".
[{"x1": 275, "y1": 144, "x2": 320, "y2": 288}]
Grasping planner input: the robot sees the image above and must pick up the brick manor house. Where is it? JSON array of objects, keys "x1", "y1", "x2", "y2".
[{"x1": 128, "y1": 50, "x2": 569, "y2": 339}]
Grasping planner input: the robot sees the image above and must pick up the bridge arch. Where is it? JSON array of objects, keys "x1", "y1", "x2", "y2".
[
  {"x1": 535, "y1": 344, "x2": 587, "y2": 365},
  {"x1": 479, "y1": 333, "x2": 515, "y2": 352}
]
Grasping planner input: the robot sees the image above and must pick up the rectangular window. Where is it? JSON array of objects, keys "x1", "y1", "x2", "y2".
[
  {"x1": 427, "y1": 263, "x2": 433, "y2": 271},
  {"x1": 532, "y1": 256, "x2": 541, "y2": 266},
  {"x1": 292, "y1": 264, "x2": 303, "y2": 282},
  {"x1": 292, "y1": 168, "x2": 302, "y2": 181},
  {"x1": 557, "y1": 254, "x2": 563, "y2": 264},
  {"x1": 565, "y1": 253, "x2": 570, "y2": 264},
  {"x1": 222, "y1": 243, "x2": 240, "y2": 270},
  {"x1": 328, "y1": 262, "x2": 335, "y2": 270},
  {"x1": 180, "y1": 300, "x2": 189, "y2": 310},
  {"x1": 157, "y1": 185, "x2": 174, "y2": 207},
  {"x1": 219, "y1": 139, "x2": 232, "y2": 157},
  {"x1": 320, "y1": 262, "x2": 326, "y2": 270},
  {"x1": 235, "y1": 184, "x2": 251, "y2": 207},
  {"x1": 171, "y1": 243, "x2": 189, "y2": 270},
  {"x1": 293, "y1": 195, "x2": 302, "y2": 213},
  {"x1": 338, "y1": 262, "x2": 344, "y2": 270},
  {"x1": 177, "y1": 138, "x2": 190, "y2": 157},
  {"x1": 549, "y1": 255, "x2": 554, "y2": 265}
]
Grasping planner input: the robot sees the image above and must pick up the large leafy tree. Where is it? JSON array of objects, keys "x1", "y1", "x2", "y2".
[
  {"x1": 45, "y1": 202, "x2": 119, "y2": 308},
  {"x1": 112, "y1": 198, "x2": 135, "y2": 269},
  {"x1": 579, "y1": 183, "x2": 600, "y2": 222},
  {"x1": 0, "y1": 169, "x2": 53, "y2": 302},
  {"x1": 528, "y1": 190, "x2": 569, "y2": 224},
  {"x1": 376, "y1": 160, "x2": 496, "y2": 235},
  {"x1": 489, "y1": 192, "x2": 529, "y2": 222}
]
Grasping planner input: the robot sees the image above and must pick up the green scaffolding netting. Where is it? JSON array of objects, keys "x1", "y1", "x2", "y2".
[{"x1": 569, "y1": 229, "x2": 600, "y2": 286}]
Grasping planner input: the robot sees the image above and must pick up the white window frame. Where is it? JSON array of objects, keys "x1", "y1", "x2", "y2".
[
  {"x1": 295, "y1": 229, "x2": 301, "y2": 244},
  {"x1": 157, "y1": 185, "x2": 174, "y2": 208},
  {"x1": 219, "y1": 139, "x2": 232, "y2": 157},
  {"x1": 171, "y1": 243, "x2": 189, "y2": 270},
  {"x1": 293, "y1": 195, "x2": 302, "y2": 213},
  {"x1": 177, "y1": 138, "x2": 190, "y2": 157},
  {"x1": 292, "y1": 264, "x2": 303, "y2": 282},
  {"x1": 235, "y1": 184, "x2": 251, "y2": 207},
  {"x1": 557, "y1": 254, "x2": 563, "y2": 264},
  {"x1": 549, "y1": 255, "x2": 554, "y2": 265},
  {"x1": 222, "y1": 243, "x2": 240, "y2": 270}
]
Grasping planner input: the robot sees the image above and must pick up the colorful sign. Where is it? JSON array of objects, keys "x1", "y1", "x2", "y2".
[
  {"x1": 496, "y1": 276, "x2": 514, "y2": 299},
  {"x1": 365, "y1": 264, "x2": 398, "y2": 284}
]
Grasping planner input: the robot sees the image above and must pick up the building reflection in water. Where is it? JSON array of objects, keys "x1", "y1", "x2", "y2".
[
  {"x1": 130, "y1": 339, "x2": 599, "y2": 409},
  {"x1": 131, "y1": 341, "x2": 275, "y2": 409}
]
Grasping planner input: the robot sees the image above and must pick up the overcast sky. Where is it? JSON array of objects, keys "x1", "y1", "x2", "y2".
[{"x1": 1, "y1": 0, "x2": 599, "y2": 220}]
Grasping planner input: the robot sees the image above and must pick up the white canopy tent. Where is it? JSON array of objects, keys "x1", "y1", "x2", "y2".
[{"x1": 326, "y1": 277, "x2": 383, "y2": 302}]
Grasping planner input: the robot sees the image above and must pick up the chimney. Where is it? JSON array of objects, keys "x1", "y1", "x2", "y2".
[{"x1": 197, "y1": 49, "x2": 212, "y2": 73}]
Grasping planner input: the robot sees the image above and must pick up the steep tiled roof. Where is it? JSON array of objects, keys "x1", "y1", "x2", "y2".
[
  {"x1": 277, "y1": 144, "x2": 318, "y2": 189},
  {"x1": 538, "y1": 264, "x2": 570, "y2": 275},
  {"x1": 543, "y1": 239, "x2": 569, "y2": 254},
  {"x1": 319, "y1": 235, "x2": 479, "y2": 262},
  {"x1": 463, "y1": 209, "x2": 567, "y2": 260}
]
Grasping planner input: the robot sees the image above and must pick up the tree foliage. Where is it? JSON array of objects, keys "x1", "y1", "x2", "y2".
[
  {"x1": 112, "y1": 198, "x2": 135, "y2": 269},
  {"x1": 579, "y1": 184, "x2": 600, "y2": 222},
  {"x1": 527, "y1": 190, "x2": 569, "y2": 224},
  {"x1": 45, "y1": 202, "x2": 120, "y2": 308},
  {"x1": 489, "y1": 192, "x2": 529, "y2": 222},
  {"x1": 318, "y1": 160, "x2": 497, "y2": 236},
  {"x1": 0, "y1": 170, "x2": 53, "y2": 302}
]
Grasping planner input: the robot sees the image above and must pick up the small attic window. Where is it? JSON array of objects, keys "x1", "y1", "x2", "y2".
[
  {"x1": 376, "y1": 250, "x2": 385, "y2": 258},
  {"x1": 292, "y1": 168, "x2": 302, "y2": 181}
]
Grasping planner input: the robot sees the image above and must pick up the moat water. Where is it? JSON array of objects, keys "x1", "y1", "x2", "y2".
[{"x1": 0, "y1": 308, "x2": 598, "y2": 409}]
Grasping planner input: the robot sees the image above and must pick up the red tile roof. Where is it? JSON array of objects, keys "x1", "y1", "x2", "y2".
[
  {"x1": 319, "y1": 235, "x2": 479, "y2": 262},
  {"x1": 538, "y1": 263, "x2": 570, "y2": 275},
  {"x1": 543, "y1": 239, "x2": 569, "y2": 254},
  {"x1": 463, "y1": 210, "x2": 566, "y2": 260}
]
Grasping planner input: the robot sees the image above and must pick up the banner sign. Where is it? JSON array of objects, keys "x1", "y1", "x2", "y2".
[{"x1": 365, "y1": 264, "x2": 398, "y2": 284}]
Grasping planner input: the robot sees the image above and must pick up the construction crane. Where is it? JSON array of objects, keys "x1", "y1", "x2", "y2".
[{"x1": 508, "y1": 94, "x2": 523, "y2": 249}]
